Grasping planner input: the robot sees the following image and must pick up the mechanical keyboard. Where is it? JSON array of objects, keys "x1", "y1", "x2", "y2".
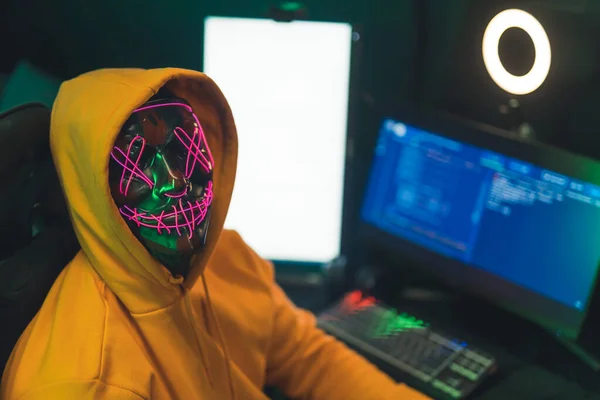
[{"x1": 317, "y1": 291, "x2": 497, "y2": 399}]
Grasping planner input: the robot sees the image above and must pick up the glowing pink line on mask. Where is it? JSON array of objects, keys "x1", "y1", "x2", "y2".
[
  {"x1": 133, "y1": 102, "x2": 215, "y2": 178},
  {"x1": 188, "y1": 201, "x2": 197, "y2": 231},
  {"x1": 190, "y1": 126, "x2": 211, "y2": 175},
  {"x1": 122, "y1": 200, "x2": 208, "y2": 226},
  {"x1": 173, "y1": 127, "x2": 211, "y2": 176},
  {"x1": 164, "y1": 190, "x2": 187, "y2": 198},
  {"x1": 111, "y1": 145, "x2": 155, "y2": 191},
  {"x1": 188, "y1": 109, "x2": 214, "y2": 173},
  {"x1": 190, "y1": 111, "x2": 214, "y2": 167},
  {"x1": 172, "y1": 205, "x2": 182, "y2": 236},
  {"x1": 119, "y1": 181, "x2": 213, "y2": 236},
  {"x1": 147, "y1": 210, "x2": 171, "y2": 234},
  {"x1": 178, "y1": 199, "x2": 194, "y2": 238},
  {"x1": 123, "y1": 136, "x2": 146, "y2": 195},
  {"x1": 121, "y1": 202, "x2": 206, "y2": 233}
]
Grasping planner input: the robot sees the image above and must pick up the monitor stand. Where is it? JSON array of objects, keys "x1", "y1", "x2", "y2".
[{"x1": 553, "y1": 333, "x2": 600, "y2": 372}]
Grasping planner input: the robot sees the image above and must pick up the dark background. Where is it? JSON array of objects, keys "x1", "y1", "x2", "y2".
[
  {"x1": 3, "y1": 0, "x2": 600, "y2": 271},
  {"x1": 3, "y1": 0, "x2": 600, "y2": 150}
]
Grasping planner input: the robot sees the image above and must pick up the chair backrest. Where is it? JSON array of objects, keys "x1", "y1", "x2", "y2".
[{"x1": 0, "y1": 103, "x2": 80, "y2": 376}]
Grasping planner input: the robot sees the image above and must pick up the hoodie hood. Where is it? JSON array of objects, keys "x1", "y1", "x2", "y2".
[{"x1": 50, "y1": 68, "x2": 238, "y2": 314}]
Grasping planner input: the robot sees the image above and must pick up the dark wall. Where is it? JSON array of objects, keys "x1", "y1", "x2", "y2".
[
  {"x1": 0, "y1": 0, "x2": 419, "y2": 152},
  {"x1": 0, "y1": 0, "x2": 422, "y2": 263},
  {"x1": 5, "y1": 0, "x2": 600, "y2": 155},
  {"x1": 2, "y1": 0, "x2": 416, "y2": 93},
  {"x1": 4, "y1": 0, "x2": 600, "y2": 260}
]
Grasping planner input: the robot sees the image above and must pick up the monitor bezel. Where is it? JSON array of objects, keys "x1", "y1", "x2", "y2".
[{"x1": 359, "y1": 108, "x2": 600, "y2": 342}]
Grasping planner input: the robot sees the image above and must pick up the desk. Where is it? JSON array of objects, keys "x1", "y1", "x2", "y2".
[
  {"x1": 279, "y1": 280, "x2": 600, "y2": 399},
  {"x1": 477, "y1": 365, "x2": 600, "y2": 400}
]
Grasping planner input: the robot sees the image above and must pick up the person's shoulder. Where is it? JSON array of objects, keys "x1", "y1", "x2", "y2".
[
  {"x1": 1, "y1": 257, "x2": 148, "y2": 400},
  {"x1": 2, "y1": 380, "x2": 146, "y2": 400},
  {"x1": 210, "y1": 229, "x2": 274, "y2": 283},
  {"x1": 2, "y1": 263, "x2": 107, "y2": 398}
]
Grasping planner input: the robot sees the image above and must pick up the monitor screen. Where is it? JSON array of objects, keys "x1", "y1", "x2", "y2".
[
  {"x1": 361, "y1": 118, "x2": 600, "y2": 337},
  {"x1": 203, "y1": 17, "x2": 353, "y2": 263}
]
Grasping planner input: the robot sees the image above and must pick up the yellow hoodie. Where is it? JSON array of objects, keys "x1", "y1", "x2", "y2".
[{"x1": 0, "y1": 68, "x2": 430, "y2": 400}]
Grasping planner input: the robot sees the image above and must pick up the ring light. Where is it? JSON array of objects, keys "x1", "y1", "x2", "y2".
[{"x1": 482, "y1": 9, "x2": 551, "y2": 95}]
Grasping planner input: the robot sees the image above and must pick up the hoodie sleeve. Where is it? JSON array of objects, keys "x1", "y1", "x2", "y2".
[
  {"x1": 265, "y1": 268, "x2": 431, "y2": 400},
  {"x1": 15, "y1": 381, "x2": 145, "y2": 400}
]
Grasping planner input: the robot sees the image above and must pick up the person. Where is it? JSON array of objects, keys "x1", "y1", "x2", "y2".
[{"x1": 0, "y1": 68, "x2": 430, "y2": 400}]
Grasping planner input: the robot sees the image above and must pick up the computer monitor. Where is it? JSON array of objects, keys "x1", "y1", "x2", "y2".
[
  {"x1": 361, "y1": 114, "x2": 600, "y2": 340},
  {"x1": 203, "y1": 16, "x2": 354, "y2": 263}
]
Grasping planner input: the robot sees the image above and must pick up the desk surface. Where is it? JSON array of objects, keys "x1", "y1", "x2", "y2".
[{"x1": 278, "y1": 277, "x2": 600, "y2": 400}]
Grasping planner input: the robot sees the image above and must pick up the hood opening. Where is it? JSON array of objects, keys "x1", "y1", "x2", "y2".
[{"x1": 50, "y1": 68, "x2": 238, "y2": 314}]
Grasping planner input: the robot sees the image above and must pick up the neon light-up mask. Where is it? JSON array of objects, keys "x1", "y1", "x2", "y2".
[{"x1": 108, "y1": 96, "x2": 214, "y2": 278}]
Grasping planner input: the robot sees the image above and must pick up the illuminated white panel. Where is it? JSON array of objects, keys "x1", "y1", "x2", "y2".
[{"x1": 204, "y1": 17, "x2": 353, "y2": 263}]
